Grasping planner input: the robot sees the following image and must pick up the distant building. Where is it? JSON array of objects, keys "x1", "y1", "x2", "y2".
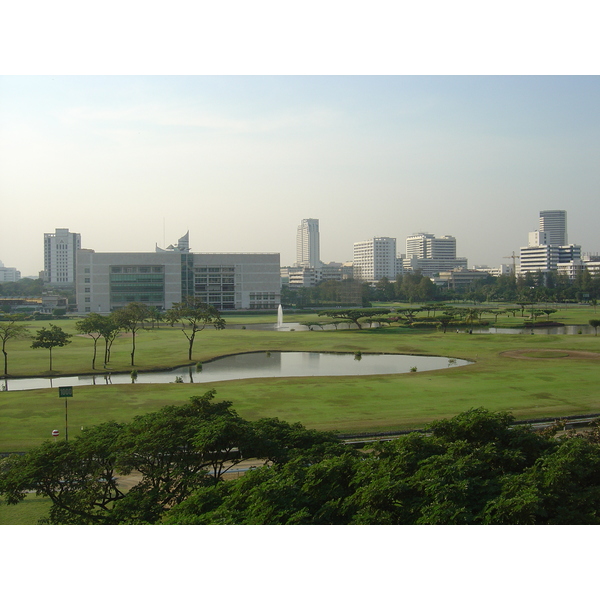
[
  {"x1": 539, "y1": 210, "x2": 567, "y2": 245},
  {"x1": 296, "y1": 219, "x2": 321, "y2": 268},
  {"x1": 76, "y1": 234, "x2": 280, "y2": 314},
  {"x1": 43, "y1": 228, "x2": 81, "y2": 285},
  {"x1": 281, "y1": 262, "x2": 353, "y2": 289},
  {"x1": 473, "y1": 264, "x2": 513, "y2": 277},
  {"x1": 403, "y1": 233, "x2": 467, "y2": 277},
  {"x1": 0, "y1": 260, "x2": 21, "y2": 282},
  {"x1": 520, "y1": 228, "x2": 581, "y2": 275},
  {"x1": 432, "y1": 268, "x2": 491, "y2": 289},
  {"x1": 353, "y1": 237, "x2": 397, "y2": 283}
]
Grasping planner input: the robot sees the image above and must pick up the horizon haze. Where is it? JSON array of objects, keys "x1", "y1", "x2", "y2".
[{"x1": 1, "y1": 76, "x2": 599, "y2": 277}]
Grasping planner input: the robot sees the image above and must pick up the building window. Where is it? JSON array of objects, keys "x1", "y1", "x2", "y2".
[{"x1": 85, "y1": 278, "x2": 90, "y2": 283}]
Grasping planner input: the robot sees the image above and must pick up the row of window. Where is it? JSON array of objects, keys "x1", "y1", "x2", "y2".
[
  {"x1": 111, "y1": 266, "x2": 164, "y2": 274},
  {"x1": 194, "y1": 267, "x2": 235, "y2": 273}
]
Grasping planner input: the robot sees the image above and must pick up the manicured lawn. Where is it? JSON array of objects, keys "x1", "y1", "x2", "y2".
[
  {"x1": 1, "y1": 308, "x2": 599, "y2": 451},
  {"x1": 0, "y1": 494, "x2": 51, "y2": 525}
]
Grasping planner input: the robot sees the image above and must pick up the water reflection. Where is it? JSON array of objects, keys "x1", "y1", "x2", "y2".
[{"x1": 3, "y1": 352, "x2": 472, "y2": 392}]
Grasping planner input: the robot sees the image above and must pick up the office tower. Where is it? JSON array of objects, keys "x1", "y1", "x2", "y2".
[
  {"x1": 520, "y1": 228, "x2": 580, "y2": 275},
  {"x1": 403, "y1": 233, "x2": 466, "y2": 276},
  {"x1": 43, "y1": 228, "x2": 81, "y2": 285},
  {"x1": 296, "y1": 219, "x2": 320, "y2": 268},
  {"x1": 539, "y1": 210, "x2": 567, "y2": 245},
  {"x1": 406, "y1": 233, "x2": 457, "y2": 260},
  {"x1": 353, "y1": 237, "x2": 397, "y2": 283}
]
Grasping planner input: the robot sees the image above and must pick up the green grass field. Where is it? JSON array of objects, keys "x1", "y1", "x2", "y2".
[
  {"x1": 0, "y1": 494, "x2": 51, "y2": 525},
  {"x1": 1, "y1": 305, "x2": 599, "y2": 451}
]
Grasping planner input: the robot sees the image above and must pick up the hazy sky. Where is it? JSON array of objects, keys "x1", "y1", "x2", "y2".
[{"x1": 1, "y1": 75, "x2": 599, "y2": 276}]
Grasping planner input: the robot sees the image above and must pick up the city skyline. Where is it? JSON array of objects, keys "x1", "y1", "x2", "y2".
[{"x1": 1, "y1": 76, "x2": 600, "y2": 276}]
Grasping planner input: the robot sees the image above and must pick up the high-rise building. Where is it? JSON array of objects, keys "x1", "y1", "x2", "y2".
[
  {"x1": 406, "y1": 233, "x2": 457, "y2": 260},
  {"x1": 539, "y1": 210, "x2": 567, "y2": 245},
  {"x1": 43, "y1": 228, "x2": 81, "y2": 285},
  {"x1": 519, "y1": 231, "x2": 580, "y2": 275},
  {"x1": 403, "y1": 233, "x2": 467, "y2": 276},
  {"x1": 296, "y1": 219, "x2": 320, "y2": 268},
  {"x1": 353, "y1": 237, "x2": 397, "y2": 283}
]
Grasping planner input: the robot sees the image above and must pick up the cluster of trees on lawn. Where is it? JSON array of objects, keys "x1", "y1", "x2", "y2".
[
  {"x1": 2, "y1": 396, "x2": 600, "y2": 525},
  {"x1": 283, "y1": 270, "x2": 600, "y2": 308},
  {"x1": 0, "y1": 298, "x2": 225, "y2": 375}
]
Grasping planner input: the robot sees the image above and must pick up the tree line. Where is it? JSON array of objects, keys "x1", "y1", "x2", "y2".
[{"x1": 2, "y1": 397, "x2": 600, "y2": 524}]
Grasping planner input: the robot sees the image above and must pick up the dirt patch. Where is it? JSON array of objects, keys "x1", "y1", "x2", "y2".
[{"x1": 500, "y1": 349, "x2": 600, "y2": 360}]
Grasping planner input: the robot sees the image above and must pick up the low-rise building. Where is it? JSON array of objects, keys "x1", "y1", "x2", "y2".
[
  {"x1": 432, "y1": 268, "x2": 490, "y2": 289},
  {"x1": 76, "y1": 234, "x2": 280, "y2": 314}
]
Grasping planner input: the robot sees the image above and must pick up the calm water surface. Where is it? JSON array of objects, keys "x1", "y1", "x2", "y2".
[{"x1": 2, "y1": 352, "x2": 472, "y2": 391}]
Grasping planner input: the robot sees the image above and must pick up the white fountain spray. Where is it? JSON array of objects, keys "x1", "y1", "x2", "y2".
[{"x1": 276, "y1": 304, "x2": 284, "y2": 329}]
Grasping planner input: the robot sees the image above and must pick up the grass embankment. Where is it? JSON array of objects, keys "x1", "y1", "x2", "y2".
[{"x1": 1, "y1": 305, "x2": 599, "y2": 451}]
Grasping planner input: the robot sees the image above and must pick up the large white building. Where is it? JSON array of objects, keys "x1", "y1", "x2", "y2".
[
  {"x1": 296, "y1": 219, "x2": 321, "y2": 268},
  {"x1": 353, "y1": 237, "x2": 398, "y2": 283},
  {"x1": 520, "y1": 211, "x2": 580, "y2": 276},
  {"x1": 43, "y1": 228, "x2": 81, "y2": 285},
  {"x1": 539, "y1": 210, "x2": 567, "y2": 246},
  {"x1": 520, "y1": 233, "x2": 581, "y2": 275},
  {"x1": 76, "y1": 234, "x2": 280, "y2": 314},
  {"x1": 403, "y1": 233, "x2": 467, "y2": 276}
]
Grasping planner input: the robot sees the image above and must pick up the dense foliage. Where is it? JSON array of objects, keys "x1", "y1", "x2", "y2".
[{"x1": 2, "y1": 396, "x2": 600, "y2": 525}]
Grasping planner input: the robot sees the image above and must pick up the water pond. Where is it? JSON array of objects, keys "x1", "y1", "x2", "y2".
[
  {"x1": 231, "y1": 323, "x2": 597, "y2": 335},
  {"x1": 2, "y1": 351, "x2": 472, "y2": 391}
]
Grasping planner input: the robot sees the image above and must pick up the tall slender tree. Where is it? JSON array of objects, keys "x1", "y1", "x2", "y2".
[
  {"x1": 112, "y1": 303, "x2": 151, "y2": 366},
  {"x1": 0, "y1": 317, "x2": 29, "y2": 376},
  {"x1": 167, "y1": 298, "x2": 225, "y2": 361}
]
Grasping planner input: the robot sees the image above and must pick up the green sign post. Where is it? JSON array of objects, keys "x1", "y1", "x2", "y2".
[{"x1": 58, "y1": 387, "x2": 73, "y2": 442}]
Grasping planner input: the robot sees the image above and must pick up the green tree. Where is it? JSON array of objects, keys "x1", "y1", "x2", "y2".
[
  {"x1": 0, "y1": 317, "x2": 29, "y2": 376},
  {"x1": 436, "y1": 314, "x2": 454, "y2": 333},
  {"x1": 318, "y1": 308, "x2": 390, "y2": 330},
  {"x1": 112, "y1": 302, "x2": 151, "y2": 366},
  {"x1": 75, "y1": 313, "x2": 106, "y2": 370},
  {"x1": 30, "y1": 323, "x2": 72, "y2": 371},
  {"x1": 97, "y1": 315, "x2": 122, "y2": 366},
  {"x1": 0, "y1": 421, "x2": 126, "y2": 524},
  {"x1": 166, "y1": 298, "x2": 225, "y2": 361},
  {"x1": 589, "y1": 319, "x2": 600, "y2": 336}
]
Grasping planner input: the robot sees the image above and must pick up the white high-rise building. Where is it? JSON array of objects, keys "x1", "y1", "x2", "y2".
[
  {"x1": 353, "y1": 237, "x2": 397, "y2": 283},
  {"x1": 539, "y1": 210, "x2": 567, "y2": 245},
  {"x1": 296, "y1": 219, "x2": 320, "y2": 268},
  {"x1": 43, "y1": 228, "x2": 81, "y2": 285},
  {"x1": 519, "y1": 229, "x2": 581, "y2": 275},
  {"x1": 406, "y1": 233, "x2": 457, "y2": 260},
  {"x1": 403, "y1": 233, "x2": 467, "y2": 276}
]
